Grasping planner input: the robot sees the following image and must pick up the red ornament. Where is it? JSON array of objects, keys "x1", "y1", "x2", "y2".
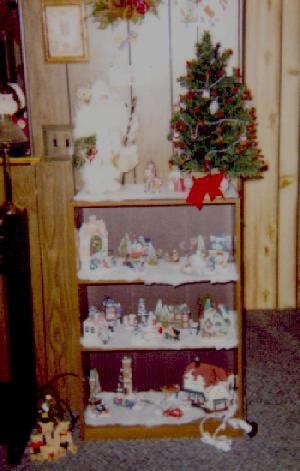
[
  {"x1": 135, "y1": 0, "x2": 149, "y2": 14},
  {"x1": 187, "y1": 91, "x2": 194, "y2": 100}
]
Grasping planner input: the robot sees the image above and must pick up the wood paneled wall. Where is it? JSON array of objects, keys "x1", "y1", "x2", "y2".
[
  {"x1": 1, "y1": 160, "x2": 82, "y2": 408},
  {"x1": 244, "y1": 0, "x2": 300, "y2": 309},
  {"x1": 20, "y1": 0, "x2": 299, "y2": 313}
]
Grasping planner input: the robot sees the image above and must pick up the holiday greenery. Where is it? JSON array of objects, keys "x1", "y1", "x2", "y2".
[
  {"x1": 169, "y1": 31, "x2": 265, "y2": 178},
  {"x1": 88, "y1": 0, "x2": 161, "y2": 29},
  {"x1": 73, "y1": 135, "x2": 97, "y2": 168}
]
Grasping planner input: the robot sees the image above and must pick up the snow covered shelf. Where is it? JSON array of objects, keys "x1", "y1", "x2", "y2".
[
  {"x1": 77, "y1": 258, "x2": 238, "y2": 286},
  {"x1": 84, "y1": 391, "x2": 239, "y2": 428},
  {"x1": 80, "y1": 310, "x2": 238, "y2": 350},
  {"x1": 74, "y1": 184, "x2": 239, "y2": 203}
]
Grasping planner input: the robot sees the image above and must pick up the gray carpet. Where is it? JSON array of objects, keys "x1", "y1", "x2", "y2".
[{"x1": 1, "y1": 310, "x2": 299, "y2": 471}]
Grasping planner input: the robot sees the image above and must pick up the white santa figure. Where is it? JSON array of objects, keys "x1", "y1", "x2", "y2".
[{"x1": 73, "y1": 80, "x2": 138, "y2": 197}]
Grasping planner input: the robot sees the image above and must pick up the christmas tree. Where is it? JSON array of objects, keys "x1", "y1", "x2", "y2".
[{"x1": 169, "y1": 31, "x2": 264, "y2": 178}]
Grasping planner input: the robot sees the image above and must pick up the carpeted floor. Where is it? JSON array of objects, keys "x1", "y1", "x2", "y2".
[{"x1": 1, "y1": 310, "x2": 299, "y2": 471}]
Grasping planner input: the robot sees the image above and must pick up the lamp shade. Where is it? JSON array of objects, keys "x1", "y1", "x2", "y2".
[{"x1": 0, "y1": 114, "x2": 27, "y2": 145}]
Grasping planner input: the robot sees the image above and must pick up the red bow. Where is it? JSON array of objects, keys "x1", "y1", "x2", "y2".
[{"x1": 186, "y1": 173, "x2": 224, "y2": 209}]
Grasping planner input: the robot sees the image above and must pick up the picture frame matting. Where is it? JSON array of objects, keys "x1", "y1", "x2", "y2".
[{"x1": 42, "y1": 0, "x2": 88, "y2": 63}]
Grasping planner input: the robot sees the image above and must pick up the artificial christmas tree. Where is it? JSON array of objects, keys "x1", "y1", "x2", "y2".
[{"x1": 169, "y1": 31, "x2": 265, "y2": 182}]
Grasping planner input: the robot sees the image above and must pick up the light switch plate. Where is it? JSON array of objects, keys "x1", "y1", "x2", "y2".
[{"x1": 43, "y1": 124, "x2": 73, "y2": 158}]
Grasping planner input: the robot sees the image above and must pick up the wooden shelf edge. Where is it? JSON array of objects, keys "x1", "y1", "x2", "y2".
[
  {"x1": 77, "y1": 277, "x2": 239, "y2": 286},
  {"x1": 80, "y1": 345, "x2": 238, "y2": 352},
  {"x1": 71, "y1": 197, "x2": 239, "y2": 208},
  {"x1": 83, "y1": 417, "x2": 245, "y2": 440},
  {"x1": 0, "y1": 156, "x2": 42, "y2": 165}
]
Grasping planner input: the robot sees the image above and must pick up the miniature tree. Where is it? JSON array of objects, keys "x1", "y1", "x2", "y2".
[{"x1": 169, "y1": 31, "x2": 265, "y2": 178}]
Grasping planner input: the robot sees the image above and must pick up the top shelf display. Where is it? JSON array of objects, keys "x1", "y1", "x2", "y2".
[{"x1": 72, "y1": 185, "x2": 240, "y2": 286}]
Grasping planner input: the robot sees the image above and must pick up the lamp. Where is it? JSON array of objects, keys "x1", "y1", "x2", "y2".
[{"x1": 0, "y1": 113, "x2": 28, "y2": 215}]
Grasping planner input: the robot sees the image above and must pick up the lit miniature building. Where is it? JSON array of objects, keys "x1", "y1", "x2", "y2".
[
  {"x1": 183, "y1": 357, "x2": 235, "y2": 412},
  {"x1": 122, "y1": 356, "x2": 133, "y2": 395},
  {"x1": 78, "y1": 215, "x2": 108, "y2": 271},
  {"x1": 102, "y1": 296, "x2": 122, "y2": 331},
  {"x1": 82, "y1": 306, "x2": 108, "y2": 346},
  {"x1": 137, "y1": 298, "x2": 147, "y2": 325},
  {"x1": 118, "y1": 233, "x2": 156, "y2": 262},
  {"x1": 113, "y1": 356, "x2": 135, "y2": 408},
  {"x1": 200, "y1": 300, "x2": 231, "y2": 337}
]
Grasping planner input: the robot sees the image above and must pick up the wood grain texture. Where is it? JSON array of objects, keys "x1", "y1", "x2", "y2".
[
  {"x1": 130, "y1": 3, "x2": 172, "y2": 183},
  {"x1": 278, "y1": 0, "x2": 300, "y2": 307},
  {"x1": 36, "y1": 160, "x2": 82, "y2": 409},
  {"x1": 21, "y1": 0, "x2": 70, "y2": 156},
  {"x1": 0, "y1": 163, "x2": 47, "y2": 386},
  {"x1": 83, "y1": 418, "x2": 245, "y2": 440},
  {"x1": 243, "y1": 0, "x2": 282, "y2": 309}
]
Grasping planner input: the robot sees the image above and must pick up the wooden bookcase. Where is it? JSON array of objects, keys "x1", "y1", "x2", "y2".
[{"x1": 69, "y1": 193, "x2": 243, "y2": 440}]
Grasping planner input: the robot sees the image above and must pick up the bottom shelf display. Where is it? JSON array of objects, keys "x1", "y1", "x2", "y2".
[
  {"x1": 84, "y1": 389, "x2": 239, "y2": 428},
  {"x1": 84, "y1": 356, "x2": 239, "y2": 429}
]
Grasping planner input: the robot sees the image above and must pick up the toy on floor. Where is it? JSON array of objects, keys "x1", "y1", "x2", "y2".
[{"x1": 28, "y1": 393, "x2": 77, "y2": 462}]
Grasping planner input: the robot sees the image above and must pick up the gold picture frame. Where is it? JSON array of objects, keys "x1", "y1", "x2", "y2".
[{"x1": 42, "y1": 0, "x2": 88, "y2": 63}]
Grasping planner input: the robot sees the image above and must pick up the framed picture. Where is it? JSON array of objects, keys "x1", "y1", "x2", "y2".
[{"x1": 42, "y1": 1, "x2": 88, "y2": 63}]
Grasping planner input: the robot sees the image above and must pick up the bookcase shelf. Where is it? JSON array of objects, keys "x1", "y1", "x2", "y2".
[{"x1": 69, "y1": 192, "x2": 243, "y2": 440}]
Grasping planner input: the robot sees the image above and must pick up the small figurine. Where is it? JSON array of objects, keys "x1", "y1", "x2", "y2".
[
  {"x1": 208, "y1": 233, "x2": 232, "y2": 269},
  {"x1": 123, "y1": 313, "x2": 137, "y2": 329},
  {"x1": 168, "y1": 166, "x2": 185, "y2": 192},
  {"x1": 163, "y1": 407, "x2": 183, "y2": 418},
  {"x1": 118, "y1": 233, "x2": 131, "y2": 258},
  {"x1": 164, "y1": 326, "x2": 180, "y2": 341},
  {"x1": 144, "y1": 160, "x2": 162, "y2": 193},
  {"x1": 87, "y1": 397, "x2": 110, "y2": 417},
  {"x1": 164, "y1": 249, "x2": 180, "y2": 263},
  {"x1": 137, "y1": 298, "x2": 147, "y2": 325},
  {"x1": 181, "y1": 256, "x2": 193, "y2": 275},
  {"x1": 89, "y1": 368, "x2": 101, "y2": 400}
]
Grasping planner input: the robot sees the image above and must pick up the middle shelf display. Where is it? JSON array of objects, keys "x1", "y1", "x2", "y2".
[{"x1": 74, "y1": 201, "x2": 239, "y2": 352}]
